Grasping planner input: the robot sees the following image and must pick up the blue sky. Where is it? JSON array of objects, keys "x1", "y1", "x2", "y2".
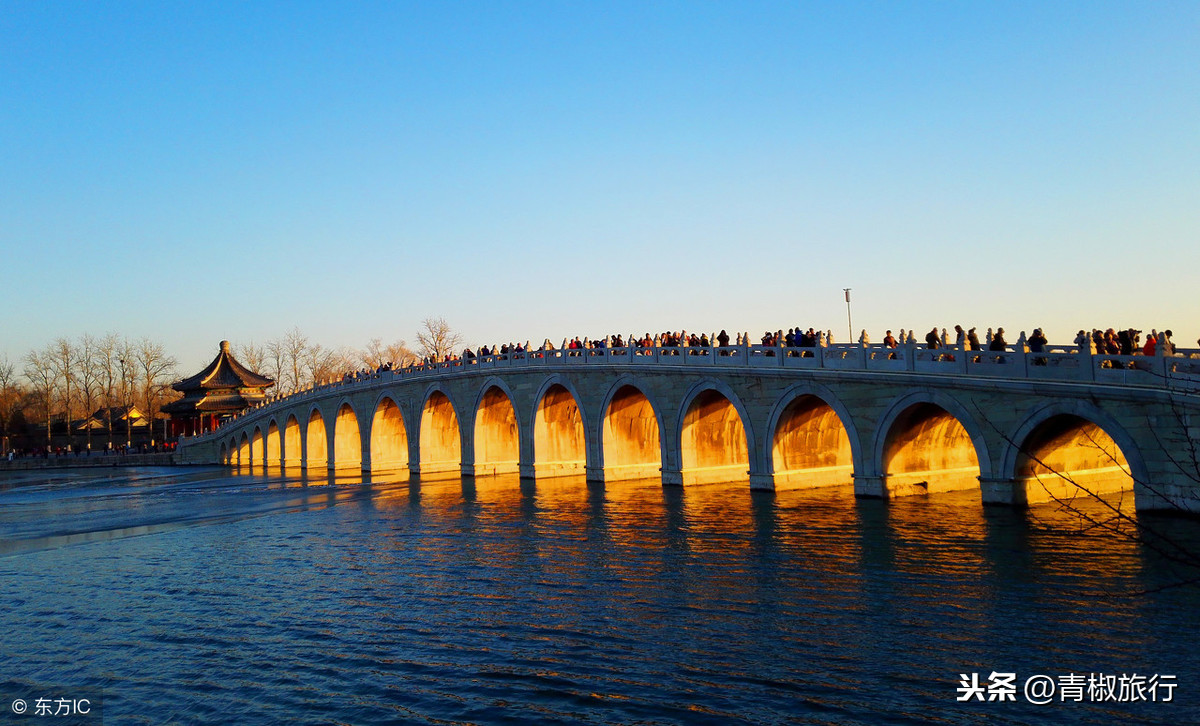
[{"x1": 2, "y1": 1, "x2": 1197, "y2": 373}]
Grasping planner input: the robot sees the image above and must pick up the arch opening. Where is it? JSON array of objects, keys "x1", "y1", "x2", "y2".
[
  {"x1": 237, "y1": 433, "x2": 250, "y2": 468},
  {"x1": 220, "y1": 441, "x2": 229, "y2": 465},
  {"x1": 306, "y1": 410, "x2": 328, "y2": 470},
  {"x1": 283, "y1": 416, "x2": 302, "y2": 468},
  {"x1": 603, "y1": 385, "x2": 662, "y2": 481},
  {"x1": 1016, "y1": 415, "x2": 1133, "y2": 505},
  {"x1": 680, "y1": 389, "x2": 749, "y2": 485},
  {"x1": 266, "y1": 422, "x2": 281, "y2": 467},
  {"x1": 333, "y1": 403, "x2": 363, "y2": 470},
  {"x1": 474, "y1": 386, "x2": 520, "y2": 476},
  {"x1": 370, "y1": 398, "x2": 409, "y2": 472},
  {"x1": 772, "y1": 395, "x2": 853, "y2": 489},
  {"x1": 419, "y1": 391, "x2": 461, "y2": 479},
  {"x1": 534, "y1": 384, "x2": 585, "y2": 478},
  {"x1": 883, "y1": 403, "x2": 980, "y2": 495},
  {"x1": 251, "y1": 428, "x2": 263, "y2": 467}
]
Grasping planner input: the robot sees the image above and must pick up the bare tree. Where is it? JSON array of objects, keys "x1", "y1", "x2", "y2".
[
  {"x1": 417, "y1": 317, "x2": 463, "y2": 361},
  {"x1": 281, "y1": 327, "x2": 312, "y2": 393},
  {"x1": 95, "y1": 333, "x2": 122, "y2": 450},
  {"x1": 265, "y1": 338, "x2": 289, "y2": 394},
  {"x1": 0, "y1": 355, "x2": 19, "y2": 452},
  {"x1": 23, "y1": 346, "x2": 57, "y2": 448},
  {"x1": 77, "y1": 335, "x2": 104, "y2": 452},
  {"x1": 304, "y1": 342, "x2": 340, "y2": 386},
  {"x1": 50, "y1": 338, "x2": 78, "y2": 451},
  {"x1": 361, "y1": 338, "x2": 417, "y2": 369},
  {"x1": 328, "y1": 346, "x2": 359, "y2": 379},
  {"x1": 135, "y1": 338, "x2": 178, "y2": 445},
  {"x1": 236, "y1": 341, "x2": 267, "y2": 378},
  {"x1": 116, "y1": 338, "x2": 137, "y2": 448}
]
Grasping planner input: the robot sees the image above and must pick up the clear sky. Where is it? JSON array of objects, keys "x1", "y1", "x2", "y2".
[{"x1": 2, "y1": 1, "x2": 1197, "y2": 374}]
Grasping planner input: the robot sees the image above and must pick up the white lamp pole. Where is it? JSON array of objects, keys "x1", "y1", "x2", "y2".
[{"x1": 844, "y1": 288, "x2": 853, "y2": 342}]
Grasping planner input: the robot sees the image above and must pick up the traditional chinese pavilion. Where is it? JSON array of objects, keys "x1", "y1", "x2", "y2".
[{"x1": 163, "y1": 341, "x2": 274, "y2": 437}]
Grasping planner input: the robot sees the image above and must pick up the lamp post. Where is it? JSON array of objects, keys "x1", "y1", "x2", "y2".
[{"x1": 844, "y1": 288, "x2": 853, "y2": 342}]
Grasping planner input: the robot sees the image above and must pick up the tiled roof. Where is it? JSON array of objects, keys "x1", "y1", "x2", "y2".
[{"x1": 173, "y1": 341, "x2": 275, "y2": 392}]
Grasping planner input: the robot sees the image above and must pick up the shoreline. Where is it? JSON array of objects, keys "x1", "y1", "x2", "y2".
[{"x1": 0, "y1": 453, "x2": 177, "y2": 471}]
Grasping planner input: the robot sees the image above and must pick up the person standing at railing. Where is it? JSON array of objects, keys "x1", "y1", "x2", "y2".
[
  {"x1": 1028, "y1": 328, "x2": 1048, "y2": 366},
  {"x1": 989, "y1": 328, "x2": 1007, "y2": 351},
  {"x1": 1161, "y1": 330, "x2": 1176, "y2": 356},
  {"x1": 925, "y1": 327, "x2": 941, "y2": 349},
  {"x1": 1118, "y1": 330, "x2": 1134, "y2": 356},
  {"x1": 717, "y1": 330, "x2": 730, "y2": 347}
]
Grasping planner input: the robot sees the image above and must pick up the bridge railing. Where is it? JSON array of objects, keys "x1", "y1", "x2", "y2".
[{"x1": 189, "y1": 341, "x2": 1200, "y2": 444}]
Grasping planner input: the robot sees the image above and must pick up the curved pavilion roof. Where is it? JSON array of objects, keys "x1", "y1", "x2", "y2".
[{"x1": 173, "y1": 340, "x2": 274, "y2": 393}]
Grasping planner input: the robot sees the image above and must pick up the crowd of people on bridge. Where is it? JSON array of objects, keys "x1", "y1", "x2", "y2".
[
  {"x1": 341, "y1": 325, "x2": 1198, "y2": 382},
  {"x1": 215, "y1": 322, "x2": 1200, "y2": 431}
]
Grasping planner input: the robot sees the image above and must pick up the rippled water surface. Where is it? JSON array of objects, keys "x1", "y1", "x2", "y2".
[{"x1": 1, "y1": 466, "x2": 1197, "y2": 724}]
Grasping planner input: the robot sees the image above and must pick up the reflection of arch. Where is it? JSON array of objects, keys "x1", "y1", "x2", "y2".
[
  {"x1": 419, "y1": 387, "x2": 461, "y2": 478},
  {"x1": 251, "y1": 427, "x2": 264, "y2": 466},
  {"x1": 266, "y1": 420, "x2": 281, "y2": 467},
  {"x1": 600, "y1": 380, "x2": 663, "y2": 481},
  {"x1": 306, "y1": 408, "x2": 328, "y2": 469},
  {"x1": 1003, "y1": 402, "x2": 1141, "y2": 505},
  {"x1": 874, "y1": 392, "x2": 989, "y2": 495},
  {"x1": 768, "y1": 385, "x2": 855, "y2": 488},
  {"x1": 283, "y1": 415, "x2": 302, "y2": 467},
  {"x1": 370, "y1": 396, "x2": 409, "y2": 471},
  {"x1": 533, "y1": 377, "x2": 587, "y2": 478},
  {"x1": 678, "y1": 381, "x2": 751, "y2": 485},
  {"x1": 333, "y1": 401, "x2": 362, "y2": 470},
  {"x1": 473, "y1": 383, "x2": 520, "y2": 475}
]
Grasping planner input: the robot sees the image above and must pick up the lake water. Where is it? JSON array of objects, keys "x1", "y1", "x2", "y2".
[{"x1": 0, "y1": 466, "x2": 1197, "y2": 725}]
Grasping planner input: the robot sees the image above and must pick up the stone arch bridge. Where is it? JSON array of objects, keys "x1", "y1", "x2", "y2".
[{"x1": 176, "y1": 342, "x2": 1200, "y2": 512}]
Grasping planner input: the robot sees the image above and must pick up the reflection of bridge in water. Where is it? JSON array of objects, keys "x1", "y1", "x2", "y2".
[{"x1": 175, "y1": 341, "x2": 1200, "y2": 513}]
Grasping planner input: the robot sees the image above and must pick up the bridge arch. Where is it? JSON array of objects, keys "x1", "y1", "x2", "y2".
[
  {"x1": 472, "y1": 379, "x2": 521, "y2": 476},
  {"x1": 283, "y1": 414, "x2": 302, "y2": 467},
  {"x1": 305, "y1": 407, "x2": 328, "y2": 470},
  {"x1": 873, "y1": 391, "x2": 991, "y2": 496},
  {"x1": 767, "y1": 383, "x2": 859, "y2": 489},
  {"x1": 1001, "y1": 401, "x2": 1143, "y2": 506},
  {"x1": 333, "y1": 400, "x2": 363, "y2": 470},
  {"x1": 266, "y1": 419, "x2": 281, "y2": 467},
  {"x1": 251, "y1": 426, "x2": 264, "y2": 467},
  {"x1": 532, "y1": 375, "x2": 588, "y2": 478},
  {"x1": 599, "y1": 377, "x2": 665, "y2": 481},
  {"x1": 238, "y1": 432, "x2": 250, "y2": 467},
  {"x1": 220, "y1": 441, "x2": 229, "y2": 465},
  {"x1": 369, "y1": 394, "x2": 409, "y2": 472},
  {"x1": 418, "y1": 385, "x2": 463, "y2": 478},
  {"x1": 677, "y1": 379, "x2": 753, "y2": 485}
]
